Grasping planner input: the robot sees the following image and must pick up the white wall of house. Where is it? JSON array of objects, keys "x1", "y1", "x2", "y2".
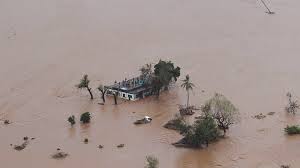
[{"x1": 107, "y1": 89, "x2": 138, "y2": 101}]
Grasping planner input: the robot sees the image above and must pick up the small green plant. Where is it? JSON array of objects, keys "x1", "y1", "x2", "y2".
[
  {"x1": 285, "y1": 125, "x2": 300, "y2": 135},
  {"x1": 145, "y1": 155, "x2": 159, "y2": 168},
  {"x1": 80, "y1": 112, "x2": 91, "y2": 124},
  {"x1": 68, "y1": 115, "x2": 75, "y2": 126}
]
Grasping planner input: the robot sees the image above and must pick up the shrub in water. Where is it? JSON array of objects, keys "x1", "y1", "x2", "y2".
[
  {"x1": 68, "y1": 115, "x2": 75, "y2": 125},
  {"x1": 80, "y1": 112, "x2": 91, "y2": 124},
  {"x1": 145, "y1": 155, "x2": 159, "y2": 168},
  {"x1": 285, "y1": 125, "x2": 300, "y2": 135}
]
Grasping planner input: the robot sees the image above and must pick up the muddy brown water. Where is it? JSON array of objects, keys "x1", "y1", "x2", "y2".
[{"x1": 1, "y1": 0, "x2": 300, "y2": 167}]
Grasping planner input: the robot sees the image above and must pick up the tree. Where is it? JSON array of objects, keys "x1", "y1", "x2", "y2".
[
  {"x1": 181, "y1": 75, "x2": 195, "y2": 107},
  {"x1": 204, "y1": 93, "x2": 239, "y2": 136},
  {"x1": 285, "y1": 92, "x2": 300, "y2": 114},
  {"x1": 97, "y1": 84, "x2": 108, "y2": 103},
  {"x1": 152, "y1": 60, "x2": 181, "y2": 96},
  {"x1": 140, "y1": 63, "x2": 153, "y2": 80},
  {"x1": 68, "y1": 115, "x2": 75, "y2": 126},
  {"x1": 80, "y1": 112, "x2": 91, "y2": 123},
  {"x1": 183, "y1": 116, "x2": 219, "y2": 147},
  {"x1": 76, "y1": 74, "x2": 93, "y2": 100},
  {"x1": 145, "y1": 155, "x2": 159, "y2": 168}
]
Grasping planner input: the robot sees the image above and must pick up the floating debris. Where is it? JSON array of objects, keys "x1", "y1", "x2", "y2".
[
  {"x1": 134, "y1": 116, "x2": 152, "y2": 125},
  {"x1": 23, "y1": 137, "x2": 29, "y2": 141},
  {"x1": 267, "y1": 112, "x2": 276, "y2": 115},
  {"x1": 117, "y1": 144, "x2": 125, "y2": 148},
  {"x1": 84, "y1": 138, "x2": 89, "y2": 144},
  {"x1": 281, "y1": 165, "x2": 290, "y2": 168},
  {"x1": 98, "y1": 145, "x2": 103, "y2": 149},
  {"x1": 179, "y1": 105, "x2": 197, "y2": 116},
  {"x1": 4, "y1": 120, "x2": 10, "y2": 125},
  {"x1": 14, "y1": 142, "x2": 28, "y2": 151},
  {"x1": 52, "y1": 152, "x2": 69, "y2": 159},
  {"x1": 253, "y1": 113, "x2": 266, "y2": 119}
]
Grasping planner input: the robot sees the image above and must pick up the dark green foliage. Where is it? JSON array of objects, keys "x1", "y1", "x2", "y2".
[
  {"x1": 80, "y1": 112, "x2": 91, "y2": 124},
  {"x1": 68, "y1": 115, "x2": 75, "y2": 126},
  {"x1": 76, "y1": 74, "x2": 93, "y2": 99},
  {"x1": 285, "y1": 125, "x2": 300, "y2": 135},
  {"x1": 152, "y1": 60, "x2": 181, "y2": 95},
  {"x1": 183, "y1": 116, "x2": 220, "y2": 147},
  {"x1": 145, "y1": 155, "x2": 159, "y2": 168}
]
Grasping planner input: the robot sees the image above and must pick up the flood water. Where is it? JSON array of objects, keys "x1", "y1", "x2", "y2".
[{"x1": 1, "y1": 0, "x2": 300, "y2": 167}]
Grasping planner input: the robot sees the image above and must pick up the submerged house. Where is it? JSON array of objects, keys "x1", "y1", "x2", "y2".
[{"x1": 106, "y1": 77, "x2": 153, "y2": 101}]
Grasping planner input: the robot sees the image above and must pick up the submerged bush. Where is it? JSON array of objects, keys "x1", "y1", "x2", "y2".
[
  {"x1": 145, "y1": 155, "x2": 159, "y2": 168},
  {"x1": 80, "y1": 112, "x2": 91, "y2": 124},
  {"x1": 68, "y1": 115, "x2": 75, "y2": 126},
  {"x1": 164, "y1": 114, "x2": 191, "y2": 134},
  {"x1": 173, "y1": 116, "x2": 220, "y2": 148},
  {"x1": 285, "y1": 125, "x2": 300, "y2": 135}
]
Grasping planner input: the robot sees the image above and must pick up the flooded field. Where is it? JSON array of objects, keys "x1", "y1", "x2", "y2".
[{"x1": 1, "y1": 0, "x2": 300, "y2": 167}]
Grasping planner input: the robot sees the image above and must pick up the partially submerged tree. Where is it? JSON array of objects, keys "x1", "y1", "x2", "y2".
[
  {"x1": 203, "y1": 93, "x2": 239, "y2": 136},
  {"x1": 80, "y1": 112, "x2": 91, "y2": 124},
  {"x1": 152, "y1": 60, "x2": 181, "y2": 96},
  {"x1": 174, "y1": 116, "x2": 219, "y2": 148},
  {"x1": 76, "y1": 74, "x2": 93, "y2": 100},
  {"x1": 68, "y1": 115, "x2": 75, "y2": 126},
  {"x1": 181, "y1": 74, "x2": 195, "y2": 107},
  {"x1": 145, "y1": 155, "x2": 159, "y2": 168},
  {"x1": 97, "y1": 84, "x2": 108, "y2": 103},
  {"x1": 285, "y1": 92, "x2": 300, "y2": 114},
  {"x1": 140, "y1": 63, "x2": 153, "y2": 80}
]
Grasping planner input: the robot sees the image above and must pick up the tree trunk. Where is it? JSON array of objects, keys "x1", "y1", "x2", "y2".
[
  {"x1": 102, "y1": 94, "x2": 105, "y2": 103},
  {"x1": 113, "y1": 94, "x2": 118, "y2": 105},
  {"x1": 187, "y1": 90, "x2": 190, "y2": 107},
  {"x1": 223, "y1": 129, "x2": 226, "y2": 136},
  {"x1": 87, "y1": 87, "x2": 93, "y2": 100}
]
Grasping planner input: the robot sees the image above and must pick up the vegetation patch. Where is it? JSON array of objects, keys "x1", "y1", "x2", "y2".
[
  {"x1": 173, "y1": 116, "x2": 220, "y2": 148},
  {"x1": 164, "y1": 114, "x2": 190, "y2": 134},
  {"x1": 68, "y1": 115, "x2": 75, "y2": 126},
  {"x1": 285, "y1": 125, "x2": 300, "y2": 135},
  {"x1": 145, "y1": 155, "x2": 159, "y2": 168},
  {"x1": 80, "y1": 112, "x2": 91, "y2": 124}
]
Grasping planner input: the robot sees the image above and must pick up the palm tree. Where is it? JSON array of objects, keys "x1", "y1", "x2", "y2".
[
  {"x1": 97, "y1": 84, "x2": 107, "y2": 103},
  {"x1": 76, "y1": 74, "x2": 93, "y2": 99},
  {"x1": 181, "y1": 75, "x2": 194, "y2": 107}
]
